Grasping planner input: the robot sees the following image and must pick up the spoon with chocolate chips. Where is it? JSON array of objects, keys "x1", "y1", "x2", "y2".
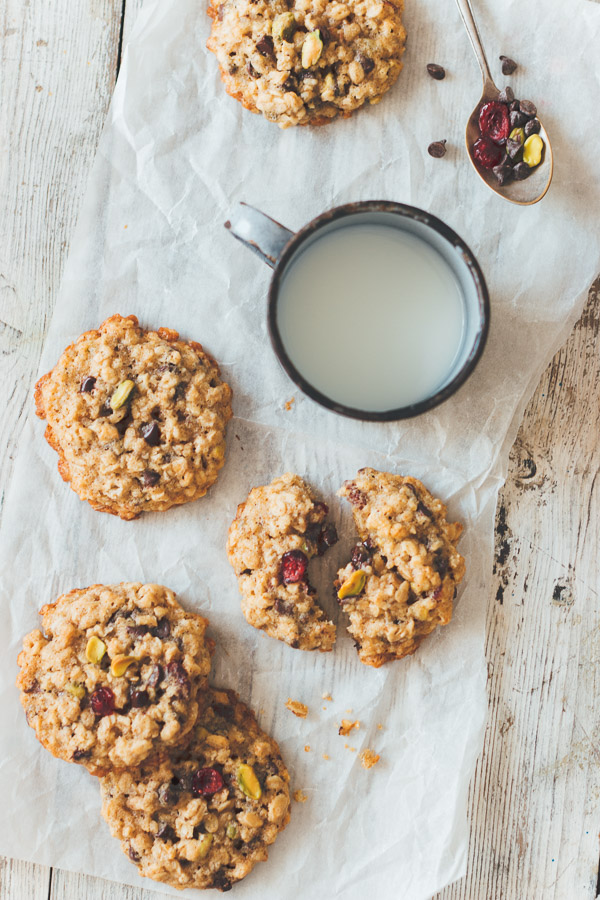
[{"x1": 455, "y1": 0, "x2": 553, "y2": 205}]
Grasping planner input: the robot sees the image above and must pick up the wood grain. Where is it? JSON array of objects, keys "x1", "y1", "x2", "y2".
[{"x1": 1, "y1": 1, "x2": 599, "y2": 898}]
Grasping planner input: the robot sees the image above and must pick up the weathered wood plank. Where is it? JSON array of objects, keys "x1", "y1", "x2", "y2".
[{"x1": 437, "y1": 275, "x2": 600, "y2": 900}]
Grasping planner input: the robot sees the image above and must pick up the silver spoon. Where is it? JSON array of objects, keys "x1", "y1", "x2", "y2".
[{"x1": 455, "y1": 0, "x2": 553, "y2": 205}]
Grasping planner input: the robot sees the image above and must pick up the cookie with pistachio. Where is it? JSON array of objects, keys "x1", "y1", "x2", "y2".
[
  {"x1": 17, "y1": 583, "x2": 213, "y2": 774},
  {"x1": 207, "y1": 0, "x2": 407, "y2": 128},
  {"x1": 226, "y1": 473, "x2": 338, "y2": 651},
  {"x1": 100, "y1": 687, "x2": 291, "y2": 892},
  {"x1": 35, "y1": 314, "x2": 232, "y2": 520},
  {"x1": 335, "y1": 468, "x2": 465, "y2": 667}
]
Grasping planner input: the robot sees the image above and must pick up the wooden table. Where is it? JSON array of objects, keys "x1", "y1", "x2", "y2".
[{"x1": 1, "y1": 2, "x2": 599, "y2": 897}]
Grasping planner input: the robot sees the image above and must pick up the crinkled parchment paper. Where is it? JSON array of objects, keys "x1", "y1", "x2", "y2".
[{"x1": 1, "y1": 0, "x2": 600, "y2": 896}]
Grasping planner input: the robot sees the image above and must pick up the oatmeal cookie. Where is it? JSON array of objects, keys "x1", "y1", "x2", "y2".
[
  {"x1": 100, "y1": 687, "x2": 291, "y2": 892},
  {"x1": 35, "y1": 314, "x2": 232, "y2": 520},
  {"x1": 226, "y1": 473, "x2": 337, "y2": 651},
  {"x1": 335, "y1": 469, "x2": 465, "y2": 667},
  {"x1": 207, "y1": 0, "x2": 407, "y2": 128},
  {"x1": 17, "y1": 583, "x2": 212, "y2": 774}
]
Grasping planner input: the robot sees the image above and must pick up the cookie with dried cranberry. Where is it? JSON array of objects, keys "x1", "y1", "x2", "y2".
[
  {"x1": 226, "y1": 473, "x2": 337, "y2": 651},
  {"x1": 35, "y1": 314, "x2": 232, "y2": 520},
  {"x1": 17, "y1": 583, "x2": 213, "y2": 774},
  {"x1": 206, "y1": 0, "x2": 407, "y2": 128},
  {"x1": 335, "y1": 469, "x2": 465, "y2": 667},
  {"x1": 100, "y1": 687, "x2": 291, "y2": 892}
]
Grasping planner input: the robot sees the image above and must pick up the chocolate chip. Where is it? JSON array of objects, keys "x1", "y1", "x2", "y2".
[
  {"x1": 212, "y1": 871, "x2": 233, "y2": 892},
  {"x1": 127, "y1": 624, "x2": 150, "y2": 638},
  {"x1": 319, "y1": 25, "x2": 330, "y2": 45},
  {"x1": 158, "y1": 782, "x2": 179, "y2": 806},
  {"x1": 128, "y1": 846, "x2": 140, "y2": 862},
  {"x1": 426, "y1": 63, "x2": 445, "y2": 80},
  {"x1": 274, "y1": 598, "x2": 293, "y2": 616},
  {"x1": 165, "y1": 661, "x2": 190, "y2": 699},
  {"x1": 433, "y1": 553, "x2": 449, "y2": 577},
  {"x1": 256, "y1": 35, "x2": 274, "y2": 56},
  {"x1": 351, "y1": 542, "x2": 372, "y2": 569},
  {"x1": 417, "y1": 501, "x2": 433, "y2": 518},
  {"x1": 513, "y1": 161, "x2": 531, "y2": 181},
  {"x1": 98, "y1": 401, "x2": 113, "y2": 418},
  {"x1": 358, "y1": 54, "x2": 375, "y2": 75},
  {"x1": 153, "y1": 618, "x2": 171, "y2": 639},
  {"x1": 72, "y1": 748, "x2": 90, "y2": 760},
  {"x1": 141, "y1": 469, "x2": 160, "y2": 487},
  {"x1": 173, "y1": 382, "x2": 187, "y2": 401},
  {"x1": 212, "y1": 702, "x2": 234, "y2": 721},
  {"x1": 428, "y1": 140, "x2": 447, "y2": 158},
  {"x1": 128, "y1": 687, "x2": 149, "y2": 708},
  {"x1": 146, "y1": 664, "x2": 163, "y2": 689},
  {"x1": 141, "y1": 421, "x2": 161, "y2": 446},
  {"x1": 509, "y1": 99, "x2": 520, "y2": 113},
  {"x1": 509, "y1": 109, "x2": 528, "y2": 129},
  {"x1": 497, "y1": 86, "x2": 514, "y2": 104},
  {"x1": 506, "y1": 137, "x2": 522, "y2": 159},
  {"x1": 317, "y1": 523, "x2": 338, "y2": 555},
  {"x1": 499, "y1": 55, "x2": 518, "y2": 75},
  {"x1": 157, "y1": 823, "x2": 176, "y2": 841},
  {"x1": 519, "y1": 99, "x2": 536, "y2": 118},
  {"x1": 79, "y1": 376, "x2": 96, "y2": 393},
  {"x1": 283, "y1": 75, "x2": 298, "y2": 93},
  {"x1": 524, "y1": 118, "x2": 541, "y2": 137},
  {"x1": 115, "y1": 412, "x2": 132, "y2": 436}
]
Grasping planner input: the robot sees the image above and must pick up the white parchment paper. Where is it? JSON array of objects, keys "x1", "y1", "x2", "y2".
[{"x1": 1, "y1": 0, "x2": 600, "y2": 896}]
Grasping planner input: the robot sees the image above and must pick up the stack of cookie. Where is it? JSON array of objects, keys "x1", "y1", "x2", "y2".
[{"x1": 17, "y1": 583, "x2": 291, "y2": 892}]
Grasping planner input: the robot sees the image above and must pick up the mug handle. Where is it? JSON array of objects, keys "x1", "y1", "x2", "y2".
[{"x1": 225, "y1": 203, "x2": 294, "y2": 269}]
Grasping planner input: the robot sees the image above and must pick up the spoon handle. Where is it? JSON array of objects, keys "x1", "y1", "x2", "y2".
[{"x1": 454, "y1": 0, "x2": 495, "y2": 91}]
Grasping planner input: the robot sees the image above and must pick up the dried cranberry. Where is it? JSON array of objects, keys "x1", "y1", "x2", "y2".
[
  {"x1": 90, "y1": 686, "x2": 115, "y2": 717},
  {"x1": 141, "y1": 421, "x2": 161, "y2": 446},
  {"x1": 347, "y1": 487, "x2": 367, "y2": 509},
  {"x1": 317, "y1": 523, "x2": 338, "y2": 555},
  {"x1": 281, "y1": 549, "x2": 308, "y2": 584},
  {"x1": 165, "y1": 661, "x2": 190, "y2": 698},
  {"x1": 472, "y1": 136, "x2": 504, "y2": 170},
  {"x1": 128, "y1": 687, "x2": 149, "y2": 708},
  {"x1": 351, "y1": 542, "x2": 372, "y2": 569},
  {"x1": 192, "y1": 767, "x2": 224, "y2": 796},
  {"x1": 478, "y1": 101, "x2": 510, "y2": 143},
  {"x1": 141, "y1": 469, "x2": 160, "y2": 487},
  {"x1": 256, "y1": 35, "x2": 274, "y2": 56},
  {"x1": 79, "y1": 376, "x2": 96, "y2": 393}
]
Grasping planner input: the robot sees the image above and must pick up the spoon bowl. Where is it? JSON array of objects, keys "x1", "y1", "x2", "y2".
[{"x1": 456, "y1": 0, "x2": 553, "y2": 205}]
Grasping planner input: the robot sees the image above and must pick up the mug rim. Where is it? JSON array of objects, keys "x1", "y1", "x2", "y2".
[{"x1": 267, "y1": 200, "x2": 490, "y2": 422}]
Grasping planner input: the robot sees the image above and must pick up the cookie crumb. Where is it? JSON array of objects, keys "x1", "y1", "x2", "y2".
[
  {"x1": 284, "y1": 397, "x2": 295, "y2": 411},
  {"x1": 293, "y1": 789, "x2": 308, "y2": 803},
  {"x1": 360, "y1": 749, "x2": 380, "y2": 769},
  {"x1": 322, "y1": 693, "x2": 332, "y2": 701},
  {"x1": 338, "y1": 719, "x2": 360, "y2": 736},
  {"x1": 377, "y1": 723, "x2": 383, "y2": 730},
  {"x1": 285, "y1": 698, "x2": 308, "y2": 718},
  {"x1": 304, "y1": 745, "x2": 311, "y2": 752},
  {"x1": 322, "y1": 754, "x2": 330, "y2": 760}
]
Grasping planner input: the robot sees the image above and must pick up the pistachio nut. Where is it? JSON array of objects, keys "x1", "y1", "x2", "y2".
[
  {"x1": 509, "y1": 127, "x2": 525, "y2": 144},
  {"x1": 226, "y1": 823, "x2": 238, "y2": 840},
  {"x1": 110, "y1": 379, "x2": 135, "y2": 411},
  {"x1": 337, "y1": 569, "x2": 367, "y2": 600},
  {"x1": 198, "y1": 834, "x2": 213, "y2": 858},
  {"x1": 272, "y1": 11, "x2": 296, "y2": 42},
  {"x1": 237, "y1": 763, "x2": 262, "y2": 800},
  {"x1": 302, "y1": 30, "x2": 323, "y2": 68},
  {"x1": 65, "y1": 682, "x2": 86, "y2": 699},
  {"x1": 110, "y1": 654, "x2": 137, "y2": 677},
  {"x1": 85, "y1": 635, "x2": 106, "y2": 664},
  {"x1": 522, "y1": 134, "x2": 544, "y2": 168}
]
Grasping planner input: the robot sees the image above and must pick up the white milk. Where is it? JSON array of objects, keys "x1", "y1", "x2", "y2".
[{"x1": 276, "y1": 224, "x2": 466, "y2": 412}]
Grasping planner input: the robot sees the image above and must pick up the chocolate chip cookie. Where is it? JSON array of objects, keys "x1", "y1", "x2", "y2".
[
  {"x1": 35, "y1": 314, "x2": 233, "y2": 520},
  {"x1": 17, "y1": 583, "x2": 212, "y2": 774},
  {"x1": 100, "y1": 687, "x2": 291, "y2": 892},
  {"x1": 226, "y1": 473, "x2": 337, "y2": 651},
  {"x1": 207, "y1": 0, "x2": 407, "y2": 128},
  {"x1": 335, "y1": 469, "x2": 465, "y2": 667}
]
